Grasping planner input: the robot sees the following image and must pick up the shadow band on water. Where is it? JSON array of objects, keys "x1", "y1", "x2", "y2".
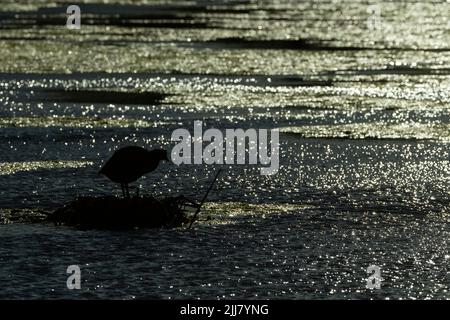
[{"x1": 30, "y1": 90, "x2": 169, "y2": 105}]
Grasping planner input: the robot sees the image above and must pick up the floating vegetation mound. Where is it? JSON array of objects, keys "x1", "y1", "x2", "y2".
[{"x1": 46, "y1": 196, "x2": 199, "y2": 230}]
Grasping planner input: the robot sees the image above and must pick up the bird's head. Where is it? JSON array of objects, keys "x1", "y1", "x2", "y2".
[{"x1": 152, "y1": 149, "x2": 170, "y2": 162}]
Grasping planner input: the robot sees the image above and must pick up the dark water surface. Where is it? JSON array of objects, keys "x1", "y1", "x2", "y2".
[{"x1": 0, "y1": 0, "x2": 449, "y2": 299}]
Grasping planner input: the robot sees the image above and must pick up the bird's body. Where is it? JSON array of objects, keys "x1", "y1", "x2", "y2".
[{"x1": 99, "y1": 146, "x2": 169, "y2": 198}]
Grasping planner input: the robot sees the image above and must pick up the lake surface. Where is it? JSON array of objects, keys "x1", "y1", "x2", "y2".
[{"x1": 0, "y1": 0, "x2": 449, "y2": 299}]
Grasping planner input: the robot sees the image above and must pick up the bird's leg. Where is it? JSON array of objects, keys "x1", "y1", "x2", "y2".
[
  {"x1": 121, "y1": 183, "x2": 126, "y2": 198},
  {"x1": 136, "y1": 185, "x2": 140, "y2": 198},
  {"x1": 126, "y1": 183, "x2": 130, "y2": 199}
]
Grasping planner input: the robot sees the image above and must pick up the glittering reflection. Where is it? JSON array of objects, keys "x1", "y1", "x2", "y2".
[
  {"x1": 202, "y1": 201, "x2": 312, "y2": 225},
  {"x1": 0, "y1": 116, "x2": 170, "y2": 129},
  {"x1": 0, "y1": 160, "x2": 93, "y2": 176},
  {"x1": 0, "y1": 208, "x2": 47, "y2": 224},
  {"x1": 281, "y1": 123, "x2": 450, "y2": 141}
]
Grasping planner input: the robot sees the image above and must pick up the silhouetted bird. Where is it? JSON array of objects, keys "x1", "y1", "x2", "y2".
[{"x1": 99, "y1": 146, "x2": 170, "y2": 198}]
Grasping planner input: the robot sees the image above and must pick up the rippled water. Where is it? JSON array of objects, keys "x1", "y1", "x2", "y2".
[{"x1": 0, "y1": 0, "x2": 449, "y2": 299}]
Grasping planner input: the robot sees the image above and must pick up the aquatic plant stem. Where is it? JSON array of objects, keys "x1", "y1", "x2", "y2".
[{"x1": 188, "y1": 168, "x2": 222, "y2": 229}]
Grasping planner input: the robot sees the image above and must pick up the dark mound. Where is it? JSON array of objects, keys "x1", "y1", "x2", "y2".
[{"x1": 47, "y1": 196, "x2": 198, "y2": 230}]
